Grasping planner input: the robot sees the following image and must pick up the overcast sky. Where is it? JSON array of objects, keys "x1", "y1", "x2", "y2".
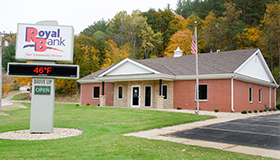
[{"x1": 0, "y1": 0, "x2": 178, "y2": 35}]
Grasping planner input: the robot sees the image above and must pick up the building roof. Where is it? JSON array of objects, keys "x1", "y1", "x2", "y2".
[
  {"x1": 78, "y1": 48, "x2": 278, "y2": 88},
  {"x1": 80, "y1": 49, "x2": 255, "y2": 78}
]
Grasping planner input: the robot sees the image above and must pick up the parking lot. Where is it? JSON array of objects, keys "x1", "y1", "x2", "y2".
[{"x1": 170, "y1": 113, "x2": 280, "y2": 150}]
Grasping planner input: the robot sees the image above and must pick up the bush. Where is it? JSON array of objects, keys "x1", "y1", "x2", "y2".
[
  {"x1": 177, "y1": 107, "x2": 182, "y2": 110},
  {"x1": 276, "y1": 104, "x2": 280, "y2": 110},
  {"x1": 268, "y1": 109, "x2": 272, "y2": 111},
  {"x1": 254, "y1": 110, "x2": 258, "y2": 113},
  {"x1": 214, "y1": 109, "x2": 219, "y2": 112},
  {"x1": 248, "y1": 110, "x2": 252, "y2": 113},
  {"x1": 241, "y1": 110, "x2": 247, "y2": 114},
  {"x1": 86, "y1": 103, "x2": 90, "y2": 106},
  {"x1": 263, "y1": 110, "x2": 267, "y2": 112},
  {"x1": 273, "y1": 108, "x2": 277, "y2": 111},
  {"x1": 75, "y1": 104, "x2": 79, "y2": 106},
  {"x1": 259, "y1": 110, "x2": 263, "y2": 113}
]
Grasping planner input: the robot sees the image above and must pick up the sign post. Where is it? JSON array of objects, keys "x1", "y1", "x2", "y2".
[{"x1": 8, "y1": 21, "x2": 77, "y2": 134}]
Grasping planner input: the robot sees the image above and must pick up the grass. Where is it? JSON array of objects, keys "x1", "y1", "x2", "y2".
[
  {"x1": 0, "y1": 104, "x2": 274, "y2": 160},
  {"x1": 10, "y1": 93, "x2": 31, "y2": 101}
]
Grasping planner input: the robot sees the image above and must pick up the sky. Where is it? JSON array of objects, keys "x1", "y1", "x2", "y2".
[{"x1": 0, "y1": 0, "x2": 178, "y2": 35}]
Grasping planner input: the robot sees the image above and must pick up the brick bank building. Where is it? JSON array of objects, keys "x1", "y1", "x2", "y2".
[{"x1": 78, "y1": 48, "x2": 279, "y2": 112}]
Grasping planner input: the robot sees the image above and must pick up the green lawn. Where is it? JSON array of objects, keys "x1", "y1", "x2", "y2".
[
  {"x1": 10, "y1": 93, "x2": 31, "y2": 101},
  {"x1": 0, "y1": 104, "x2": 274, "y2": 159}
]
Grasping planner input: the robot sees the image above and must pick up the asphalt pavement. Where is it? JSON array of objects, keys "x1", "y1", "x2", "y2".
[
  {"x1": 124, "y1": 109, "x2": 280, "y2": 159},
  {"x1": 170, "y1": 114, "x2": 280, "y2": 150}
]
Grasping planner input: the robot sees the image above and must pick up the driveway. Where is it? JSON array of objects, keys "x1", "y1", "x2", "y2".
[{"x1": 170, "y1": 113, "x2": 280, "y2": 150}]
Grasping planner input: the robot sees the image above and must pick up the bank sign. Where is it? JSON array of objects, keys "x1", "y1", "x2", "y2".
[{"x1": 16, "y1": 23, "x2": 74, "y2": 62}]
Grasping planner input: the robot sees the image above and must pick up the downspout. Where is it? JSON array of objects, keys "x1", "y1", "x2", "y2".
[
  {"x1": 269, "y1": 87, "x2": 271, "y2": 108},
  {"x1": 275, "y1": 88, "x2": 277, "y2": 108},
  {"x1": 231, "y1": 78, "x2": 235, "y2": 112}
]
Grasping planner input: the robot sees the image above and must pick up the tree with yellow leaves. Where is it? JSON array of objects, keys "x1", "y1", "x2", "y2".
[
  {"x1": 164, "y1": 29, "x2": 193, "y2": 57},
  {"x1": 261, "y1": 0, "x2": 280, "y2": 82}
]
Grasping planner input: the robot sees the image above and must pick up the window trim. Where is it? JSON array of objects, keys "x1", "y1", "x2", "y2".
[
  {"x1": 259, "y1": 88, "x2": 262, "y2": 103},
  {"x1": 93, "y1": 86, "x2": 100, "y2": 99},
  {"x1": 195, "y1": 84, "x2": 208, "y2": 101},
  {"x1": 118, "y1": 86, "x2": 123, "y2": 99},
  {"x1": 249, "y1": 87, "x2": 253, "y2": 103},
  {"x1": 162, "y1": 84, "x2": 168, "y2": 100}
]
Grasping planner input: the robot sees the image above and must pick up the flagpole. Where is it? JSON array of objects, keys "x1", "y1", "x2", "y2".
[{"x1": 195, "y1": 21, "x2": 199, "y2": 115}]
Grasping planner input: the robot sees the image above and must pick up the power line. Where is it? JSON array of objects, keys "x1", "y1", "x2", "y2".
[{"x1": 0, "y1": 23, "x2": 11, "y2": 32}]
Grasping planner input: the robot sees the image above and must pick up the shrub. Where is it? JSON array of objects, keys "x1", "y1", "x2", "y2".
[
  {"x1": 177, "y1": 107, "x2": 182, "y2": 110},
  {"x1": 241, "y1": 110, "x2": 247, "y2": 114},
  {"x1": 86, "y1": 103, "x2": 90, "y2": 106},
  {"x1": 214, "y1": 109, "x2": 219, "y2": 112},
  {"x1": 75, "y1": 104, "x2": 79, "y2": 106},
  {"x1": 259, "y1": 110, "x2": 263, "y2": 113},
  {"x1": 276, "y1": 104, "x2": 280, "y2": 110},
  {"x1": 268, "y1": 109, "x2": 272, "y2": 111},
  {"x1": 248, "y1": 110, "x2": 252, "y2": 113},
  {"x1": 263, "y1": 110, "x2": 267, "y2": 112},
  {"x1": 273, "y1": 108, "x2": 277, "y2": 111},
  {"x1": 254, "y1": 110, "x2": 258, "y2": 113}
]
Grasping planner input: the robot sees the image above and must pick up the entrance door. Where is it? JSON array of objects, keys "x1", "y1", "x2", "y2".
[{"x1": 131, "y1": 86, "x2": 140, "y2": 107}]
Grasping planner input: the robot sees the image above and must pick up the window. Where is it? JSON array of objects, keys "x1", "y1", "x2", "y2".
[
  {"x1": 118, "y1": 86, "x2": 123, "y2": 99},
  {"x1": 259, "y1": 89, "x2": 262, "y2": 103},
  {"x1": 93, "y1": 86, "x2": 100, "y2": 98},
  {"x1": 196, "y1": 84, "x2": 208, "y2": 100},
  {"x1": 249, "y1": 87, "x2": 253, "y2": 102},
  {"x1": 162, "y1": 85, "x2": 167, "y2": 99},
  {"x1": 145, "y1": 86, "x2": 151, "y2": 107}
]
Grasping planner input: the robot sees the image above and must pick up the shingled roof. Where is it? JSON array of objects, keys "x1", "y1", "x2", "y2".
[{"x1": 79, "y1": 49, "x2": 258, "y2": 81}]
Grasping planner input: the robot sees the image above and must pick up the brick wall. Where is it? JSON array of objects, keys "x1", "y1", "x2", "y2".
[
  {"x1": 173, "y1": 79, "x2": 231, "y2": 112},
  {"x1": 233, "y1": 80, "x2": 276, "y2": 111},
  {"x1": 173, "y1": 79, "x2": 276, "y2": 112},
  {"x1": 80, "y1": 83, "x2": 114, "y2": 106}
]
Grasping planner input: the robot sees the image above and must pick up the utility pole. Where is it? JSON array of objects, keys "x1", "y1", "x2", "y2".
[
  {"x1": 0, "y1": 31, "x2": 13, "y2": 112},
  {"x1": 0, "y1": 32, "x2": 2, "y2": 112}
]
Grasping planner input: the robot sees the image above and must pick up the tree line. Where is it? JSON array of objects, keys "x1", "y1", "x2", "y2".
[{"x1": 1, "y1": 0, "x2": 279, "y2": 95}]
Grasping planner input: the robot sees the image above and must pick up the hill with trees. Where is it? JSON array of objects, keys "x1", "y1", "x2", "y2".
[{"x1": 2, "y1": 0, "x2": 279, "y2": 96}]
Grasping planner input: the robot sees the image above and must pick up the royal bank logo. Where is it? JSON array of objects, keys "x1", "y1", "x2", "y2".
[{"x1": 23, "y1": 27, "x2": 65, "y2": 52}]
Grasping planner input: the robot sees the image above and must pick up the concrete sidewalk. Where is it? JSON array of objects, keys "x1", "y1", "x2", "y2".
[{"x1": 124, "y1": 109, "x2": 280, "y2": 159}]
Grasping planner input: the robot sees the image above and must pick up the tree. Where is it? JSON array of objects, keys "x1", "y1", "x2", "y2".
[
  {"x1": 80, "y1": 19, "x2": 109, "y2": 37},
  {"x1": 261, "y1": 0, "x2": 280, "y2": 81},
  {"x1": 108, "y1": 11, "x2": 132, "y2": 47},
  {"x1": 15, "y1": 77, "x2": 32, "y2": 88},
  {"x1": 218, "y1": 2, "x2": 246, "y2": 50},
  {"x1": 183, "y1": 14, "x2": 206, "y2": 52},
  {"x1": 2, "y1": 42, "x2": 16, "y2": 71},
  {"x1": 201, "y1": 11, "x2": 219, "y2": 52},
  {"x1": 101, "y1": 40, "x2": 131, "y2": 69},
  {"x1": 164, "y1": 29, "x2": 193, "y2": 57},
  {"x1": 2, "y1": 69, "x2": 14, "y2": 95}
]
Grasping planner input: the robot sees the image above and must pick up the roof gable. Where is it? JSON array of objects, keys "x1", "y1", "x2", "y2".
[
  {"x1": 98, "y1": 58, "x2": 160, "y2": 77},
  {"x1": 234, "y1": 49, "x2": 276, "y2": 83}
]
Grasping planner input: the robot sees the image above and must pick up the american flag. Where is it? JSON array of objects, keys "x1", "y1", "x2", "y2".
[{"x1": 191, "y1": 27, "x2": 197, "y2": 55}]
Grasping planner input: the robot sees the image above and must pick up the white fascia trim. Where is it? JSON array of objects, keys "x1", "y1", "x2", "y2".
[
  {"x1": 98, "y1": 58, "x2": 161, "y2": 77},
  {"x1": 175, "y1": 73, "x2": 236, "y2": 80},
  {"x1": 234, "y1": 73, "x2": 279, "y2": 88},
  {"x1": 234, "y1": 49, "x2": 277, "y2": 84},
  {"x1": 77, "y1": 79, "x2": 102, "y2": 84},
  {"x1": 96, "y1": 74, "x2": 175, "y2": 82}
]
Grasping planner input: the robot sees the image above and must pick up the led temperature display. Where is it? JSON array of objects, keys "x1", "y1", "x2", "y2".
[{"x1": 8, "y1": 63, "x2": 79, "y2": 79}]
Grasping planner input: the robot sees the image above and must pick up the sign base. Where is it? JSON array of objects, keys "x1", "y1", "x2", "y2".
[{"x1": 30, "y1": 78, "x2": 55, "y2": 133}]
